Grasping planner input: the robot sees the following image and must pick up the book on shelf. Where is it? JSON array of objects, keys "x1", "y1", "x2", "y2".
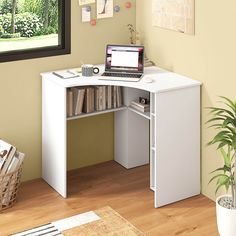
[
  {"x1": 71, "y1": 87, "x2": 85, "y2": 116},
  {"x1": 76, "y1": 89, "x2": 85, "y2": 115},
  {"x1": 66, "y1": 85, "x2": 124, "y2": 117},
  {"x1": 116, "y1": 86, "x2": 122, "y2": 108},
  {"x1": 106, "y1": 86, "x2": 112, "y2": 109},
  {"x1": 112, "y1": 86, "x2": 123, "y2": 108},
  {"x1": 95, "y1": 86, "x2": 106, "y2": 111},
  {"x1": 113, "y1": 86, "x2": 117, "y2": 108},
  {"x1": 102, "y1": 86, "x2": 106, "y2": 110},
  {"x1": 71, "y1": 87, "x2": 79, "y2": 114},
  {"x1": 130, "y1": 101, "x2": 150, "y2": 113},
  {"x1": 95, "y1": 87, "x2": 99, "y2": 111},
  {"x1": 130, "y1": 104, "x2": 150, "y2": 113},
  {"x1": 131, "y1": 101, "x2": 150, "y2": 109},
  {"x1": 67, "y1": 89, "x2": 73, "y2": 117},
  {"x1": 83, "y1": 87, "x2": 95, "y2": 113}
]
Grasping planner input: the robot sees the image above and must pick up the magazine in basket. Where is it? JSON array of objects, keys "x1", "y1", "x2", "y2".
[{"x1": 0, "y1": 139, "x2": 24, "y2": 175}]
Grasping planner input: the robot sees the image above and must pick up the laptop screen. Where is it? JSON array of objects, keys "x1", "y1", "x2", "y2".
[{"x1": 105, "y1": 45, "x2": 144, "y2": 73}]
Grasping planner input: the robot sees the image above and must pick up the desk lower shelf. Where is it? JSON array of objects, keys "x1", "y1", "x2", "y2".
[
  {"x1": 67, "y1": 106, "x2": 127, "y2": 120},
  {"x1": 67, "y1": 106, "x2": 151, "y2": 121}
]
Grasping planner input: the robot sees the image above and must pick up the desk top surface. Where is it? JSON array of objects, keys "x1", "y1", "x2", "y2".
[{"x1": 41, "y1": 66, "x2": 201, "y2": 93}]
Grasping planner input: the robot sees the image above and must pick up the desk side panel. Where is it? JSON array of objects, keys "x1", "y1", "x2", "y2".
[
  {"x1": 155, "y1": 86, "x2": 200, "y2": 208},
  {"x1": 115, "y1": 110, "x2": 128, "y2": 167},
  {"x1": 42, "y1": 78, "x2": 67, "y2": 198},
  {"x1": 115, "y1": 87, "x2": 150, "y2": 169},
  {"x1": 127, "y1": 110, "x2": 149, "y2": 168}
]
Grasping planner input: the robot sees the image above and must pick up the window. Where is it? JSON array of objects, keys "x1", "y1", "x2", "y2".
[{"x1": 0, "y1": 0, "x2": 70, "y2": 62}]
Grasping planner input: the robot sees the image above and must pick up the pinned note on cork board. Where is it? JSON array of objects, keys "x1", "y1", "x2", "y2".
[{"x1": 97, "y1": 0, "x2": 114, "y2": 19}]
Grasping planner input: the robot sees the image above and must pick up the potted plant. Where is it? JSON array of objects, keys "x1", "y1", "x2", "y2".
[
  {"x1": 127, "y1": 24, "x2": 140, "y2": 45},
  {"x1": 207, "y1": 96, "x2": 236, "y2": 236}
]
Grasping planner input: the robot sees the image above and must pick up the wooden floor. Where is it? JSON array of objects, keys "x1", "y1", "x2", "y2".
[{"x1": 0, "y1": 161, "x2": 218, "y2": 236}]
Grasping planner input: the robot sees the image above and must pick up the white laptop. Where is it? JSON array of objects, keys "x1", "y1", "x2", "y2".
[{"x1": 99, "y1": 44, "x2": 144, "y2": 82}]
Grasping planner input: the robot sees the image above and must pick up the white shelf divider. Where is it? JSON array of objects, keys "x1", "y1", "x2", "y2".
[
  {"x1": 128, "y1": 106, "x2": 150, "y2": 120},
  {"x1": 67, "y1": 106, "x2": 127, "y2": 120}
]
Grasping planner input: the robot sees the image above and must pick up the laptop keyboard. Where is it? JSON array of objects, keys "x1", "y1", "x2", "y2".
[{"x1": 102, "y1": 72, "x2": 142, "y2": 78}]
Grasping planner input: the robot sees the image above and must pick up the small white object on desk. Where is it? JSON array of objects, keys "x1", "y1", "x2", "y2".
[{"x1": 142, "y1": 77, "x2": 153, "y2": 83}]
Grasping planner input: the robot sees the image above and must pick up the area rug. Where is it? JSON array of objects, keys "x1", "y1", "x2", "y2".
[{"x1": 11, "y1": 206, "x2": 145, "y2": 236}]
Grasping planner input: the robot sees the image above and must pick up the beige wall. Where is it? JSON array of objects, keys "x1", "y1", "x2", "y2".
[
  {"x1": 0, "y1": 0, "x2": 136, "y2": 181},
  {"x1": 136, "y1": 0, "x2": 236, "y2": 200}
]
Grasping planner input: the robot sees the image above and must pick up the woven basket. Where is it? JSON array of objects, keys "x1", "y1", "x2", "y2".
[{"x1": 0, "y1": 166, "x2": 22, "y2": 211}]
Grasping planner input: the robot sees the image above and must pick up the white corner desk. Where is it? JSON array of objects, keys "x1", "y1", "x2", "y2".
[{"x1": 41, "y1": 66, "x2": 201, "y2": 208}]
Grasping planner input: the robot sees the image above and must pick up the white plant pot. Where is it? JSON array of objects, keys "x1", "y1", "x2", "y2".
[{"x1": 216, "y1": 195, "x2": 236, "y2": 236}]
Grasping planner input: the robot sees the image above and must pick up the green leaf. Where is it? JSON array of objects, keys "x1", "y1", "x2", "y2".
[
  {"x1": 207, "y1": 124, "x2": 223, "y2": 129},
  {"x1": 220, "y1": 148, "x2": 231, "y2": 168},
  {"x1": 232, "y1": 137, "x2": 236, "y2": 149},
  {"x1": 216, "y1": 175, "x2": 228, "y2": 185},
  {"x1": 225, "y1": 126, "x2": 236, "y2": 135},
  {"x1": 222, "y1": 117, "x2": 236, "y2": 128},
  {"x1": 216, "y1": 131, "x2": 231, "y2": 137},
  {"x1": 222, "y1": 119, "x2": 233, "y2": 128},
  {"x1": 208, "y1": 174, "x2": 229, "y2": 185},
  {"x1": 208, "y1": 109, "x2": 224, "y2": 116},
  {"x1": 207, "y1": 106, "x2": 235, "y2": 119},
  {"x1": 211, "y1": 133, "x2": 232, "y2": 146},
  {"x1": 217, "y1": 142, "x2": 231, "y2": 150},
  {"x1": 219, "y1": 96, "x2": 236, "y2": 113},
  {"x1": 212, "y1": 134, "x2": 230, "y2": 143},
  {"x1": 231, "y1": 154, "x2": 235, "y2": 162},
  {"x1": 210, "y1": 166, "x2": 231, "y2": 174},
  {"x1": 210, "y1": 167, "x2": 224, "y2": 173},
  {"x1": 205, "y1": 117, "x2": 225, "y2": 124},
  {"x1": 215, "y1": 175, "x2": 231, "y2": 195}
]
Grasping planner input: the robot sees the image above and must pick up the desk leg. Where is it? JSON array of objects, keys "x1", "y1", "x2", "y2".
[
  {"x1": 154, "y1": 87, "x2": 200, "y2": 208},
  {"x1": 42, "y1": 79, "x2": 67, "y2": 198}
]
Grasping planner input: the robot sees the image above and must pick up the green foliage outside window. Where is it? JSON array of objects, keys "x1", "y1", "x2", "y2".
[
  {"x1": 0, "y1": 12, "x2": 42, "y2": 37},
  {"x1": 0, "y1": 0, "x2": 58, "y2": 38},
  {"x1": 0, "y1": 0, "x2": 19, "y2": 14}
]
